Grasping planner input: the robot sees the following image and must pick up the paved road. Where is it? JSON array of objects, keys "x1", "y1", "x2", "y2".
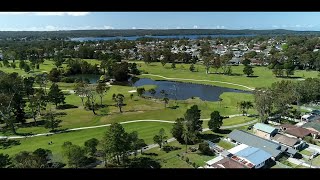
[
  {"x1": 287, "y1": 157, "x2": 318, "y2": 168},
  {"x1": 0, "y1": 116, "x2": 257, "y2": 140},
  {"x1": 141, "y1": 74, "x2": 255, "y2": 91}
]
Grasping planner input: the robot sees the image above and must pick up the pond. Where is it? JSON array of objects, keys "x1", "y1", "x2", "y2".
[
  {"x1": 132, "y1": 78, "x2": 251, "y2": 101},
  {"x1": 70, "y1": 75, "x2": 251, "y2": 101}
]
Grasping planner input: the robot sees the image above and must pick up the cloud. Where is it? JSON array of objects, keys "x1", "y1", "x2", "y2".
[
  {"x1": 193, "y1": 25, "x2": 198, "y2": 29},
  {"x1": 272, "y1": 25, "x2": 279, "y2": 28},
  {"x1": 0, "y1": 25, "x2": 114, "y2": 31},
  {"x1": 0, "y1": 12, "x2": 90, "y2": 16}
]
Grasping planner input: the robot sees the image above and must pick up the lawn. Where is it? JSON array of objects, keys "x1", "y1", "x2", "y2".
[
  {"x1": 222, "y1": 116, "x2": 255, "y2": 126},
  {"x1": 139, "y1": 141, "x2": 215, "y2": 168},
  {"x1": 138, "y1": 62, "x2": 319, "y2": 90},
  {"x1": 300, "y1": 149, "x2": 313, "y2": 156},
  {"x1": 311, "y1": 155, "x2": 320, "y2": 166},
  {"x1": 0, "y1": 121, "x2": 173, "y2": 160},
  {"x1": 217, "y1": 139, "x2": 235, "y2": 150}
]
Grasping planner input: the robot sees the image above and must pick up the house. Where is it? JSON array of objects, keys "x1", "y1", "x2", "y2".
[
  {"x1": 209, "y1": 157, "x2": 248, "y2": 169},
  {"x1": 228, "y1": 57, "x2": 241, "y2": 65},
  {"x1": 228, "y1": 144, "x2": 272, "y2": 168},
  {"x1": 311, "y1": 110, "x2": 320, "y2": 116},
  {"x1": 279, "y1": 124, "x2": 312, "y2": 139},
  {"x1": 301, "y1": 114, "x2": 320, "y2": 122},
  {"x1": 271, "y1": 133, "x2": 306, "y2": 150},
  {"x1": 227, "y1": 130, "x2": 284, "y2": 159},
  {"x1": 302, "y1": 120, "x2": 320, "y2": 139},
  {"x1": 253, "y1": 123, "x2": 278, "y2": 139}
]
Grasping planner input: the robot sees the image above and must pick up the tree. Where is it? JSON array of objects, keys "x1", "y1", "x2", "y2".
[
  {"x1": 96, "y1": 83, "x2": 109, "y2": 106},
  {"x1": 53, "y1": 52, "x2": 65, "y2": 68},
  {"x1": 0, "y1": 153, "x2": 11, "y2": 168},
  {"x1": 137, "y1": 87, "x2": 145, "y2": 97},
  {"x1": 130, "y1": 93, "x2": 134, "y2": 100},
  {"x1": 19, "y1": 60, "x2": 26, "y2": 70},
  {"x1": 181, "y1": 122, "x2": 193, "y2": 153},
  {"x1": 153, "y1": 128, "x2": 168, "y2": 148},
  {"x1": 189, "y1": 64, "x2": 195, "y2": 72},
  {"x1": 184, "y1": 105, "x2": 202, "y2": 136},
  {"x1": 208, "y1": 111, "x2": 223, "y2": 132},
  {"x1": 48, "y1": 68, "x2": 61, "y2": 82},
  {"x1": 238, "y1": 101, "x2": 254, "y2": 116},
  {"x1": 242, "y1": 59, "x2": 251, "y2": 66},
  {"x1": 23, "y1": 64, "x2": 31, "y2": 73},
  {"x1": 203, "y1": 56, "x2": 212, "y2": 74},
  {"x1": 243, "y1": 65, "x2": 254, "y2": 77},
  {"x1": 171, "y1": 118, "x2": 185, "y2": 143},
  {"x1": 74, "y1": 82, "x2": 89, "y2": 106},
  {"x1": 112, "y1": 62, "x2": 129, "y2": 82},
  {"x1": 254, "y1": 88, "x2": 273, "y2": 123},
  {"x1": 148, "y1": 88, "x2": 156, "y2": 97},
  {"x1": 100, "y1": 123, "x2": 130, "y2": 166},
  {"x1": 163, "y1": 97, "x2": 169, "y2": 108},
  {"x1": 13, "y1": 149, "x2": 53, "y2": 168},
  {"x1": 84, "y1": 138, "x2": 99, "y2": 156},
  {"x1": 284, "y1": 61, "x2": 295, "y2": 78},
  {"x1": 130, "y1": 63, "x2": 140, "y2": 75},
  {"x1": 128, "y1": 131, "x2": 146, "y2": 156},
  {"x1": 62, "y1": 142, "x2": 88, "y2": 168},
  {"x1": 171, "y1": 62, "x2": 176, "y2": 69},
  {"x1": 48, "y1": 83, "x2": 65, "y2": 108},
  {"x1": 198, "y1": 142, "x2": 214, "y2": 156},
  {"x1": 115, "y1": 94, "x2": 125, "y2": 113},
  {"x1": 43, "y1": 111, "x2": 62, "y2": 131}
]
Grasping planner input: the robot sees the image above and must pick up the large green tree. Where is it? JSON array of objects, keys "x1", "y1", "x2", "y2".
[
  {"x1": 48, "y1": 83, "x2": 65, "y2": 108},
  {"x1": 208, "y1": 111, "x2": 223, "y2": 132},
  {"x1": 153, "y1": 128, "x2": 168, "y2": 148}
]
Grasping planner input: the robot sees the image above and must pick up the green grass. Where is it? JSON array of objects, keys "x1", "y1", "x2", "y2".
[
  {"x1": 300, "y1": 149, "x2": 313, "y2": 156},
  {"x1": 222, "y1": 116, "x2": 255, "y2": 126},
  {"x1": 311, "y1": 155, "x2": 320, "y2": 166},
  {"x1": 139, "y1": 140, "x2": 216, "y2": 168},
  {"x1": 0, "y1": 122, "x2": 173, "y2": 161},
  {"x1": 184, "y1": 153, "x2": 215, "y2": 167},
  {"x1": 138, "y1": 62, "x2": 319, "y2": 90},
  {"x1": 217, "y1": 140, "x2": 235, "y2": 150}
]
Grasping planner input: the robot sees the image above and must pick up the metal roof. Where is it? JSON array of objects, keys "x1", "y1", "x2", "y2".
[
  {"x1": 235, "y1": 146, "x2": 272, "y2": 166},
  {"x1": 253, "y1": 123, "x2": 277, "y2": 134},
  {"x1": 228, "y1": 130, "x2": 282, "y2": 158}
]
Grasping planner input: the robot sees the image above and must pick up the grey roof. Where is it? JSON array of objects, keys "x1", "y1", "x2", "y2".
[
  {"x1": 272, "y1": 134, "x2": 299, "y2": 147},
  {"x1": 228, "y1": 130, "x2": 282, "y2": 158},
  {"x1": 253, "y1": 123, "x2": 277, "y2": 134},
  {"x1": 287, "y1": 147, "x2": 298, "y2": 155}
]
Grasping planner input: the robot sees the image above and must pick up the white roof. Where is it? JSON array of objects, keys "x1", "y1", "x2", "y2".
[
  {"x1": 228, "y1": 144, "x2": 248, "y2": 154},
  {"x1": 302, "y1": 114, "x2": 311, "y2": 119},
  {"x1": 206, "y1": 156, "x2": 224, "y2": 166}
]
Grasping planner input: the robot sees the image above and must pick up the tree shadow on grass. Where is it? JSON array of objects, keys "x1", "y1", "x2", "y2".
[
  {"x1": 142, "y1": 152, "x2": 159, "y2": 156},
  {"x1": 56, "y1": 104, "x2": 78, "y2": 110},
  {"x1": 0, "y1": 139, "x2": 21, "y2": 149},
  {"x1": 128, "y1": 157, "x2": 161, "y2": 168},
  {"x1": 277, "y1": 76, "x2": 303, "y2": 79},
  {"x1": 168, "y1": 105, "x2": 179, "y2": 109},
  {"x1": 246, "y1": 75, "x2": 259, "y2": 78},
  {"x1": 218, "y1": 129, "x2": 232, "y2": 135},
  {"x1": 199, "y1": 134, "x2": 223, "y2": 143}
]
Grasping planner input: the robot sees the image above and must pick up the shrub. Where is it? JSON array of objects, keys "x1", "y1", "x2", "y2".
[
  {"x1": 199, "y1": 142, "x2": 214, "y2": 156},
  {"x1": 185, "y1": 157, "x2": 189, "y2": 163},
  {"x1": 61, "y1": 77, "x2": 76, "y2": 83}
]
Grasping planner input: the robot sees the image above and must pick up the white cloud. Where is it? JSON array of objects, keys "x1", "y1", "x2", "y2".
[
  {"x1": 272, "y1": 25, "x2": 279, "y2": 28},
  {"x1": 215, "y1": 25, "x2": 225, "y2": 29},
  {"x1": 132, "y1": 27, "x2": 136, "y2": 29},
  {"x1": 0, "y1": 12, "x2": 90, "y2": 16},
  {"x1": 0, "y1": 25, "x2": 114, "y2": 31},
  {"x1": 193, "y1": 25, "x2": 198, "y2": 29}
]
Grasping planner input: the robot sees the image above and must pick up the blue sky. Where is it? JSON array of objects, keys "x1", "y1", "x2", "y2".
[{"x1": 0, "y1": 12, "x2": 319, "y2": 31}]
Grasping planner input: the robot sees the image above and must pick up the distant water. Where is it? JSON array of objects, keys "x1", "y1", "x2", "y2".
[{"x1": 70, "y1": 34, "x2": 256, "y2": 42}]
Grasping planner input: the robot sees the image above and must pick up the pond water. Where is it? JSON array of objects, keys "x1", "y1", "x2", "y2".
[
  {"x1": 70, "y1": 75, "x2": 251, "y2": 101},
  {"x1": 69, "y1": 74, "x2": 101, "y2": 84},
  {"x1": 132, "y1": 78, "x2": 251, "y2": 101}
]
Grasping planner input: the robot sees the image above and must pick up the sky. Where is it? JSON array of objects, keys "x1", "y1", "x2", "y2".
[{"x1": 0, "y1": 12, "x2": 320, "y2": 31}]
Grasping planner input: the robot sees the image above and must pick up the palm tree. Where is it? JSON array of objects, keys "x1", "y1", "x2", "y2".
[
  {"x1": 148, "y1": 88, "x2": 156, "y2": 98},
  {"x1": 245, "y1": 101, "x2": 254, "y2": 116},
  {"x1": 163, "y1": 97, "x2": 169, "y2": 108},
  {"x1": 115, "y1": 94, "x2": 125, "y2": 113}
]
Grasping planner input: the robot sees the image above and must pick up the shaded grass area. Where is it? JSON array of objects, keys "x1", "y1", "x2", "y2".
[{"x1": 0, "y1": 122, "x2": 173, "y2": 160}]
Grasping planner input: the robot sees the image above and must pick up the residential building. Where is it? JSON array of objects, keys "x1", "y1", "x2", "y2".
[
  {"x1": 279, "y1": 124, "x2": 312, "y2": 139},
  {"x1": 253, "y1": 123, "x2": 278, "y2": 139},
  {"x1": 227, "y1": 130, "x2": 294, "y2": 159},
  {"x1": 271, "y1": 133, "x2": 306, "y2": 150}
]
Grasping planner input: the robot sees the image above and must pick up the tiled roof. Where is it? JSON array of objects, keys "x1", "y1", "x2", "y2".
[{"x1": 272, "y1": 134, "x2": 299, "y2": 147}]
